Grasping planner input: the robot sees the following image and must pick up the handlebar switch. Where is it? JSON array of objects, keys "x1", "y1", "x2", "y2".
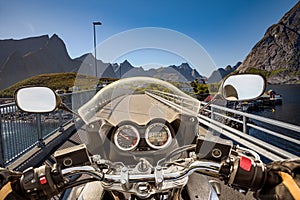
[
  {"x1": 239, "y1": 156, "x2": 252, "y2": 172},
  {"x1": 39, "y1": 176, "x2": 47, "y2": 185},
  {"x1": 21, "y1": 165, "x2": 60, "y2": 199},
  {"x1": 228, "y1": 156, "x2": 266, "y2": 192},
  {"x1": 22, "y1": 167, "x2": 35, "y2": 185}
]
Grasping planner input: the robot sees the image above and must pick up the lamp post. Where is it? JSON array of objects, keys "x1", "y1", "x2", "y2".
[{"x1": 93, "y1": 21, "x2": 102, "y2": 79}]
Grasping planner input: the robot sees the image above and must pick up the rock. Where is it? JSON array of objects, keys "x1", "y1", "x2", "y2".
[{"x1": 237, "y1": 2, "x2": 300, "y2": 84}]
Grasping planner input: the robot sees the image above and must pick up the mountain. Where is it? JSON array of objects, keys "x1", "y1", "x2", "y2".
[
  {"x1": 0, "y1": 34, "x2": 203, "y2": 90},
  {"x1": 237, "y1": 2, "x2": 300, "y2": 84},
  {"x1": 74, "y1": 54, "x2": 202, "y2": 81},
  {"x1": 114, "y1": 60, "x2": 135, "y2": 78},
  {"x1": 75, "y1": 53, "x2": 116, "y2": 78},
  {"x1": 207, "y1": 62, "x2": 241, "y2": 83},
  {"x1": 0, "y1": 34, "x2": 77, "y2": 89},
  {"x1": 170, "y1": 63, "x2": 202, "y2": 81},
  {"x1": 116, "y1": 62, "x2": 203, "y2": 81}
]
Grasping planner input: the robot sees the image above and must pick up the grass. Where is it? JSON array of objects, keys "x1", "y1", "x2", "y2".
[
  {"x1": 246, "y1": 67, "x2": 290, "y2": 78},
  {"x1": 0, "y1": 72, "x2": 99, "y2": 97}
]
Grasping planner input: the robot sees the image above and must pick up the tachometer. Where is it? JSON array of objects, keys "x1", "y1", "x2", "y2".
[
  {"x1": 114, "y1": 125, "x2": 140, "y2": 151},
  {"x1": 145, "y1": 123, "x2": 172, "y2": 149}
]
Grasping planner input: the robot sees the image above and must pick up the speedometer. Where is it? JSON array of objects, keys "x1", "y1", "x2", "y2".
[
  {"x1": 114, "y1": 125, "x2": 140, "y2": 151},
  {"x1": 145, "y1": 123, "x2": 172, "y2": 149}
]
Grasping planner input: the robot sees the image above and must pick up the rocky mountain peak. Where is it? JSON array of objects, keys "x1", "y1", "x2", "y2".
[
  {"x1": 178, "y1": 62, "x2": 191, "y2": 70},
  {"x1": 120, "y1": 60, "x2": 134, "y2": 68},
  {"x1": 237, "y1": 2, "x2": 300, "y2": 84},
  {"x1": 0, "y1": 34, "x2": 76, "y2": 89},
  {"x1": 114, "y1": 59, "x2": 135, "y2": 77},
  {"x1": 224, "y1": 65, "x2": 232, "y2": 71},
  {"x1": 50, "y1": 33, "x2": 59, "y2": 39}
]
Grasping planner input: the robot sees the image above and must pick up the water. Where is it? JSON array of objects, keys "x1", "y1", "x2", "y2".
[
  {"x1": 0, "y1": 108, "x2": 72, "y2": 164},
  {"x1": 257, "y1": 84, "x2": 300, "y2": 126},
  {"x1": 250, "y1": 84, "x2": 300, "y2": 157}
]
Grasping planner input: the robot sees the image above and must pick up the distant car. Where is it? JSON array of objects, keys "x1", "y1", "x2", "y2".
[
  {"x1": 96, "y1": 84, "x2": 107, "y2": 93},
  {"x1": 55, "y1": 89, "x2": 64, "y2": 95}
]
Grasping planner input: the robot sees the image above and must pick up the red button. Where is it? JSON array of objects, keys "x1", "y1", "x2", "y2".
[
  {"x1": 39, "y1": 176, "x2": 47, "y2": 185},
  {"x1": 240, "y1": 156, "x2": 252, "y2": 172}
]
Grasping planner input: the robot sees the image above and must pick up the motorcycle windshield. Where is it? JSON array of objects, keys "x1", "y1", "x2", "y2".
[{"x1": 77, "y1": 77, "x2": 201, "y2": 164}]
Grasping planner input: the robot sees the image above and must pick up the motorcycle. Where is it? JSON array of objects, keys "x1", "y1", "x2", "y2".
[{"x1": 14, "y1": 74, "x2": 267, "y2": 200}]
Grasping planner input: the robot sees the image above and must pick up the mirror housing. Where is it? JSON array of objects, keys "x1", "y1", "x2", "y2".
[
  {"x1": 14, "y1": 87, "x2": 60, "y2": 113},
  {"x1": 221, "y1": 74, "x2": 266, "y2": 101}
]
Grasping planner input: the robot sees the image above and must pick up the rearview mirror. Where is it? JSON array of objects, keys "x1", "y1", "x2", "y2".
[
  {"x1": 221, "y1": 74, "x2": 265, "y2": 101},
  {"x1": 15, "y1": 87, "x2": 59, "y2": 113}
]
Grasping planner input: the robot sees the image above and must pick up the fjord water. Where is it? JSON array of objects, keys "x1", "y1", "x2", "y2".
[
  {"x1": 250, "y1": 84, "x2": 300, "y2": 157},
  {"x1": 258, "y1": 84, "x2": 300, "y2": 126}
]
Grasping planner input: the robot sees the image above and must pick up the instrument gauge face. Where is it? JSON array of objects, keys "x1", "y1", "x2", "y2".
[
  {"x1": 145, "y1": 123, "x2": 172, "y2": 149},
  {"x1": 114, "y1": 125, "x2": 140, "y2": 151}
]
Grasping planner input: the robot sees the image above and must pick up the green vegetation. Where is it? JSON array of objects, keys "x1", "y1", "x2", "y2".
[
  {"x1": 0, "y1": 72, "x2": 99, "y2": 97},
  {"x1": 246, "y1": 67, "x2": 289, "y2": 78},
  {"x1": 246, "y1": 68, "x2": 271, "y2": 77},
  {"x1": 190, "y1": 80, "x2": 210, "y2": 100},
  {"x1": 270, "y1": 68, "x2": 288, "y2": 77},
  {"x1": 97, "y1": 77, "x2": 119, "y2": 85},
  {"x1": 289, "y1": 70, "x2": 300, "y2": 76}
]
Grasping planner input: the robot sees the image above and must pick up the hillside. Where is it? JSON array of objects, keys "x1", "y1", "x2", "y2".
[
  {"x1": 0, "y1": 35, "x2": 79, "y2": 89},
  {"x1": 237, "y1": 1, "x2": 300, "y2": 84},
  {"x1": 0, "y1": 73, "x2": 96, "y2": 97}
]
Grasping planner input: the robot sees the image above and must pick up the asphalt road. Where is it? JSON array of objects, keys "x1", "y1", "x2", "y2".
[{"x1": 95, "y1": 94, "x2": 179, "y2": 126}]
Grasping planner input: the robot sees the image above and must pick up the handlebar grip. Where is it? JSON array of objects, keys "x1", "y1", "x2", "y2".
[
  {"x1": 20, "y1": 165, "x2": 62, "y2": 199},
  {"x1": 226, "y1": 156, "x2": 267, "y2": 192}
]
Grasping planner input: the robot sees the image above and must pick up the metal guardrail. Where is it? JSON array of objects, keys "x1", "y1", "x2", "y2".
[
  {"x1": 1, "y1": 88, "x2": 299, "y2": 166},
  {"x1": 0, "y1": 90, "x2": 95, "y2": 166},
  {"x1": 200, "y1": 103, "x2": 300, "y2": 159},
  {"x1": 146, "y1": 90, "x2": 200, "y2": 115},
  {"x1": 147, "y1": 90, "x2": 299, "y2": 161},
  {"x1": 0, "y1": 103, "x2": 68, "y2": 166}
]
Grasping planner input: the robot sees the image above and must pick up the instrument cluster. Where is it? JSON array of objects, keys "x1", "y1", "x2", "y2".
[{"x1": 113, "y1": 121, "x2": 173, "y2": 151}]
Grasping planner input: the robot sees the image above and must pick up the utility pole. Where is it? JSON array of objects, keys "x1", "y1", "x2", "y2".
[{"x1": 93, "y1": 21, "x2": 102, "y2": 78}]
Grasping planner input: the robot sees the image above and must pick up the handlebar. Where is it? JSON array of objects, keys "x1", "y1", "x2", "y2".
[
  {"x1": 102, "y1": 160, "x2": 221, "y2": 184},
  {"x1": 19, "y1": 153, "x2": 267, "y2": 199}
]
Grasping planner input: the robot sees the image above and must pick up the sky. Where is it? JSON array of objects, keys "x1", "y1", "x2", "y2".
[{"x1": 0, "y1": 0, "x2": 299, "y2": 76}]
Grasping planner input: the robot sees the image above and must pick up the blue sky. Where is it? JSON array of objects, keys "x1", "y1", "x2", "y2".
[{"x1": 0, "y1": 0, "x2": 298, "y2": 76}]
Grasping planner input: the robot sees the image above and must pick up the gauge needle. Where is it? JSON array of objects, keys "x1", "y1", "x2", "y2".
[{"x1": 120, "y1": 133, "x2": 130, "y2": 140}]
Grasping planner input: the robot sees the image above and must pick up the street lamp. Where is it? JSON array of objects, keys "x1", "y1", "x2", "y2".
[{"x1": 93, "y1": 21, "x2": 102, "y2": 79}]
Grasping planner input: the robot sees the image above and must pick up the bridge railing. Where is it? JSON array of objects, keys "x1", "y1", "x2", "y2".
[
  {"x1": 200, "y1": 103, "x2": 299, "y2": 161},
  {"x1": 146, "y1": 90, "x2": 200, "y2": 115},
  {"x1": 2, "y1": 88, "x2": 299, "y2": 166},
  {"x1": 147, "y1": 90, "x2": 299, "y2": 161},
  {"x1": 0, "y1": 90, "x2": 95, "y2": 166}
]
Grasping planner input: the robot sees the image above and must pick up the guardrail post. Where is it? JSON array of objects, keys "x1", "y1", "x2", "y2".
[
  {"x1": 211, "y1": 107, "x2": 215, "y2": 120},
  {"x1": 243, "y1": 115, "x2": 248, "y2": 133},
  {"x1": 0, "y1": 108, "x2": 5, "y2": 166},
  {"x1": 36, "y1": 114, "x2": 45, "y2": 148},
  {"x1": 58, "y1": 110, "x2": 64, "y2": 132}
]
